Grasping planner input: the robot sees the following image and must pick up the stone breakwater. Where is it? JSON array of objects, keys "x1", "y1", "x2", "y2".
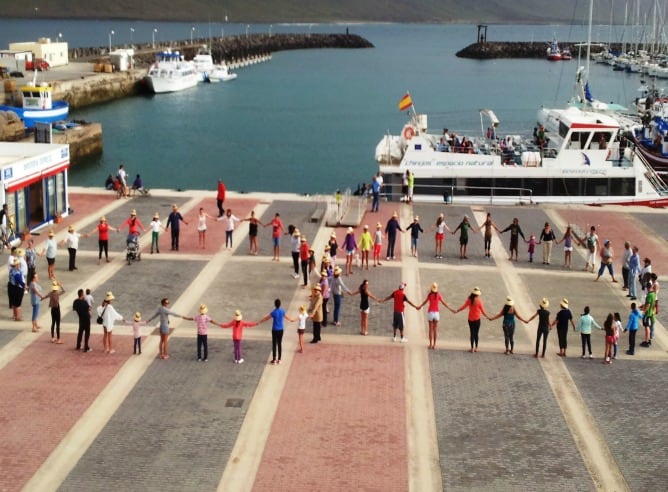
[{"x1": 456, "y1": 42, "x2": 620, "y2": 59}]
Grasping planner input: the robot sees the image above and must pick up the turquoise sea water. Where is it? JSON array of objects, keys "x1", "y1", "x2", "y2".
[{"x1": 0, "y1": 20, "x2": 646, "y2": 194}]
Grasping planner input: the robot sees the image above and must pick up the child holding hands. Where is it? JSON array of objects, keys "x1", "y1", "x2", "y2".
[
  {"x1": 124, "y1": 312, "x2": 148, "y2": 355},
  {"x1": 183, "y1": 304, "x2": 220, "y2": 362},
  {"x1": 218, "y1": 309, "x2": 257, "y2": 363}
]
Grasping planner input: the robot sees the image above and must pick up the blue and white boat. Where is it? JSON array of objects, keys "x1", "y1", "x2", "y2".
[{"x1": 0, "y1": 80, "x2": 69, "y2": 128}]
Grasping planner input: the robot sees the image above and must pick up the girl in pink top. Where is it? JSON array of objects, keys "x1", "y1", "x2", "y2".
[
  {"x1": 455, "y1": 287, "x2": 490, "y2": 352},
  {"x1": 123, "y1": 311, "x2": 148, "y2": 355},
  {"x1": 218, "y1": 309, "x2": 257, "y2": 364},
  {"x1": 183, "y1": 304, "x2": 220, "y2": 362},
  {"x1": 418, "y1": 282, "x2": 454, "y2": 349}
]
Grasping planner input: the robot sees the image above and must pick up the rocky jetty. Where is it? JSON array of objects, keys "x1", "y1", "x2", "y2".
[{"x1": 457, "y1": 42, "x2": 621, "y2": 59}]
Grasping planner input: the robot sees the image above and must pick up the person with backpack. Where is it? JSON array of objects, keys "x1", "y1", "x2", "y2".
[{"x1": 583, "y1": 226, "x2": 599, "y2": 273}]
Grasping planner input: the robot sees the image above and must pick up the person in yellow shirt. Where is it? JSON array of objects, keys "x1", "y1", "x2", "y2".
[{"x1": 358, "y1": 224, "x2": 373, "y2": 270}]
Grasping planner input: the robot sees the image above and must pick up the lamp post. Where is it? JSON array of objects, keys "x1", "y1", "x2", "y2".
[
  {"x1": 108, "y1": 29, "x2": 114, "y2": 52},
  {"x1": 221, "y1": 27, "x2": 224, "y2": 39},
  {"x1": 57, "y1": 32, "x2": 62, "y2": 43},
  {"x1": 152, "y1": 28, "x2": 158, "y2": 49},
  {"x1": 308, "y1": 24, "x2": 313, "y2": 37},
  {"x1": 269, "y1": 24, "x2": 273, "y2": 37},
  {"x1": 246, "y1": 24, "x2": 250, "y2": 38},
  {"x1": 130, "y1": 27, "x2": 134, "y2": 45},
  {"x1": 191, "y1": 26, "x2": 195, "y2": 44}
]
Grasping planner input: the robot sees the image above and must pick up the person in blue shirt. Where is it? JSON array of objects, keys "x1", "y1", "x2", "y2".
[
  {"x1": 259, "y1": 298, "x2": 295, "y2": 365},
  {"x1": 624, "y1": 302, "x2": 643, "y2": 355},
  {"x1": 371, "y1": 176, "x2": 381, "y2": 213}
]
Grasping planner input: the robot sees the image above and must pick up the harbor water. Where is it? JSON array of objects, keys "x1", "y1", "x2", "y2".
[{"x1": 0, "y1": 20, "x2": 646, "y2": 194}]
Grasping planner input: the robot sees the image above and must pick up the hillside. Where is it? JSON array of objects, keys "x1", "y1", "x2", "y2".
[{"x1": 10, "y1": 0, "x2": 651, "y2": 24}]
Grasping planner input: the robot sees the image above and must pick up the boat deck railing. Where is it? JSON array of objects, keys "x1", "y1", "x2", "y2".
[
  {"x1": 383, "y1": 182, "x2": 534, "y2": 206},
  {"x1": 634, "y1": 148, "x2": 668, "y2": 195}
]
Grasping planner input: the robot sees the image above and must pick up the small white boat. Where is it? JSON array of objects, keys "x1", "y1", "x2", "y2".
[
  {"x1": 0, "y1": 77, "x2": 68, "y2": 128},
  {"x1": 192, "y1": 47, "x2": 215, "y2": 83},
  {"x1": 145, "y1": 50, "x2": 199, "y2": 94},
  {"x1": 207, "y1": 63, "x2": 238, "y2": 83}
]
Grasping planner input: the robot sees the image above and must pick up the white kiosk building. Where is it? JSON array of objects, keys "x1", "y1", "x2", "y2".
[{"x1": 0, "y1": 142, "x2": 70, "y2": 233}]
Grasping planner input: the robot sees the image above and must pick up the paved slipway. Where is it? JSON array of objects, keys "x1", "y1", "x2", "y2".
[{"x1": 1, "y1": 187, "x2": 667, "y2": 492}]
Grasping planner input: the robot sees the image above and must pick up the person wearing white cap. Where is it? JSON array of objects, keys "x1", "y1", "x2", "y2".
[
  {"x1": 418, "y1": 282, "x2": 455, "y2": 349},
  {"x1": 373, "y1": 222, "x2": 383, "y2": 267},
  {"x1": 122, "y1": 312, "x2": 148, "y2": 355},
  {"x1": 184, "y1": 304, "x2": 219, "y2": 361},
  {"x1": 218, "y1": 309, "x2": 257, "y2": 363},
  {"x1": 59, "y1": 225, "x2": 81, "y2": 271},
  {"x1": 342, "y1": 227, "x2": 358, "y2": 276},
  {"x1": 552, "y1": 298, "x2": 576, "y2": 357},
  {"x1": 328, "y1": 232, "x2": 339, "y2": 265},
  {"x1": 526, "y1": 298, "x2": 552, "y2": 358},
  {"x1": 307, "y1": 284, "x2": 324, "y2": 343},
  {"x1": 455, "y1": 287, "x2": 489, "y2": 352},
  {"x1": 98, "y1": 291, "x2": 124, "y2": 354},
  {"x1": 330, "y1": 266, "x2": 352, "y2": 326},
  {"x1": 489, "y1": 296, "x2": 528, "y2": 355},
  {"x1": 358, "y1": 225, "x2": 373, "y2": 270},
  {"x1": 46, "y1": 280, "x2": 66, "y2": 344},
  {"x1": 381, "y1": 281, "x2": 417, "y2": 342},
  {"x1": 149, "y1": 212, "x2": 165, "y2": 254}
]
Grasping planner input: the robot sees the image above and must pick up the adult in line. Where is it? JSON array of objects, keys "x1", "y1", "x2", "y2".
[
  {"x1": 555, "y1": 225, "x2": 578, "y2": 269},
  {"x1": 621, "y1": 241, "x2": 632, "y2": 290},
  {"x1": 342, "y1": 227, "x2": 358, "y2": 276},
  {"x1": 595, "y1": 239, "x2": 618, "y2": 283},
  {"x1": 477, "y1": 212, "x2": 500, "y2": 258},
  {"x1": 373, "y1": 222, "x2": 383, "y2": 266},
  {"x1": 244, "y1": 210, "x2": 263, "y2": 255},
  {"x1": 319, "y1": 268, "x2": 331, "y2": 327},
  {"x1": 299, "y1": 235, "x2": 311, "y2": 287},
  {"x1": 117, "y1": 163, "x2": 128, "y2": 198},
  {"x1": 216, "y1": 179, "x2": 226, "y2": 217},
  {"x1": 453, "y1": 215, "x2": 472, "y2": 260},
  {"x1": 24, "y1": 239, "x2": 37, "y2": 283},
  {"x1": 8, "y1": 258, "x2": 25, "y2": 322},
  {"x1": 576, "y1": 305, "x2": 601, "y2": 359},
  {"x1": 330, "y1": 266, "x2": 352, "y2": 326},
  {"x1": 407, "y1": 216, "x2": 424, "y2": 257},
  {"x1": 627, "y1": 246, "x2": 640, "y2": 300},
  {"x1": 539, "y1": 222, "x2": 556, "y2": 265},
  {"x1": 60, "y1": 225, "x2": 81, "y2": 271},
  {"x1": 500, "y1": 217, "x2": 526, "y2": 261},
  {"x1": 583, "y1": 225, "x2": 599, "y2": 273},
  {"x1": 489, "y1": 296, "x2": 527, "y2": 355},
  {"x1": 382, "y1": 281, "x2": 418, "y2": 343},
  {"x1": 350, "y1": 278, "x2": 381, "y2": 336},
  {"x1": 40, "y1": 229, "x2": 57, "y2": 279},
  {"x1": 73, "y1": 288, "x2": 92, "y2": 352},
  {"x1": 166, "y1": 204, "x2": 188, "y2": 251},
  {"x1": 267, "y1": 212, "x2": 284, "y2": 261},
  {"x1": 552, "y1": 298, "x2": 575, "y2": 357},
  {"x1": 118, "y1": 209, "x2": 146, "y2": 242},
  {"x1": 149, "y1": 212, "x2": 165, "y2": 254},
  {"x1": 98, "y1": 291, "x2": 123, "y2": 354},
  {"x1": 196, "y1": 207, "x2": 214, "y2": 249},
  {"x1": 29, "y1": 272, "x2": 44, "y2": 332},
  {"x1": 359, "y1": 224, "x2": 373, "y2": 270},
  {"x1": 385, "y1": 211, "x2": 403, "y2": 261},
  {"x1": 455, "y1": 286, "x2": 490, "y2": 352},
  {"x1": 430, "y1": 213, "x2": 452, "y2": 259},
  {"x1": 526, "y1": 298, "x2": 552, "y2": 358},
  {"x1": 47, "y1": 280, "x2": 65, "y2": 344},
  {"x1": 307, "y1": 283, "x2": 324, "y2": 343},
  {"x1": 289, "y1": 227, "x2": 301, "y2": 278},
  {"x1": 217, "y1": 208, "x2": 241, "y2": 250},
  {"x1": 328, "y1": 232, "x2": 338, "y2": 265},
  {"x1": 259, "y1": 298, "x2": 295, "y2": 364},
  {"x1": 147, "y1": 297, "x2": 184, "y2": 360},
  {"x1": 87, "y1": 216, "x2": 115, "y2": 264},
  {"x1": 418, "y1": 282, "x2": 454, "y2": 349}
]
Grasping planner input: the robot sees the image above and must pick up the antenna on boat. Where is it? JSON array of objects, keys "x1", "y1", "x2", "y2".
[{"x1": 584, "y1": 0, "x2": 593, "y2": 107}]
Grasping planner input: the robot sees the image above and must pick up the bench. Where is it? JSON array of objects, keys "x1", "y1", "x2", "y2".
[{"x1": 310, "y1": 206, "x2": 326, "y2": 223}]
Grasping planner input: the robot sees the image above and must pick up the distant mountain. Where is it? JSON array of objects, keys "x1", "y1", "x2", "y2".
[{"x1": 13, "y1": 0, "x2": 653, "y2": 24}]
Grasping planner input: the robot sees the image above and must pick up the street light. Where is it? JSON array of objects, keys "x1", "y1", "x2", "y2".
[
  {"x1": 130, "y1": 27, "x2": 134, "y2": 45},
  {"x1": 308, "y1": 24, "x2": 313, "y2": 37},
  {"x1": 57, "y1": 32, "x2": 62, "y2": 43},
  {"x1": 246, "y1": 24, "x2": 250, "y2": 38},
  {"x1": 108, "y1": 29, "x2": 114, "y2": 52},
  {"x1": 269, "y1": 24, "x2": 273, "y2": 37},
  {"x1": 221, "y1": 27, "x2": 224, "y2": 39},
  {"x1": 152, "y1": 28, "x2": 158, "y2": 49},
  {"x1": 191, "y1": 26, "x2": 195, "y2": 44}
]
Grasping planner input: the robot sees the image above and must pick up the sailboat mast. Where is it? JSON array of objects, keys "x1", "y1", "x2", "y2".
[{"x1": 586, "y1": 0, "x2": 592, "y2": 79}]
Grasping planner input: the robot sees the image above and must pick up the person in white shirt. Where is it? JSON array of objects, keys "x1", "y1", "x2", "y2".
[
  {"x1": 60, "y1": 225, "x2": 81, "y2": 271},
  {"x1": 149, "y1": 212, "x2": 165, "y2": 254},
  {"x1": 217, "y1": 208, "x2": 241, "y2": 249}
]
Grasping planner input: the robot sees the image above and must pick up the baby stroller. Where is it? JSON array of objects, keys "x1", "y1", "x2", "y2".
[{"x1": 125, "y1": 233, "x2": 141, "y2": 265}]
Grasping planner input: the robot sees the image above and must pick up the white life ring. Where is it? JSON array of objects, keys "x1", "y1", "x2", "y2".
[{"x1": 403, "y1": 126, "x2": 415, "y2": 140}]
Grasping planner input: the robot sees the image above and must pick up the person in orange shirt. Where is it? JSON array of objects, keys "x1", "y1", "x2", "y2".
[
  {"x1": 218, "y1": 309, "x2": 257, "y2": 364},
  {"x1": 455, "y1": 287, "x2": 490, "y2": 352}
]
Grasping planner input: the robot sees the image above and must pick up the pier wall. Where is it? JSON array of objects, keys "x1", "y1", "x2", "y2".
[{"x1": 457, "y1": 42, "x2": 619, "y2": 59}]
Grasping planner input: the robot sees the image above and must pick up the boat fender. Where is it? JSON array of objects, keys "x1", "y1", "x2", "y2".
[{"x1": 403, "y1": 126, "x2": 415, "y2": 140}]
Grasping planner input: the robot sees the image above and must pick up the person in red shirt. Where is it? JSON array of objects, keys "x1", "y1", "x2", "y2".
[
  {"x1": 299, "y1": 235, "x2": 310, "y2": 287},
  {"x1": 218, "y1": 309, "x2": 257, "y2": 364},
  {"x1": 455, "y1": 286, "x2": 490, "y2": 352},
  {"x1": 381, "y1": 281, "x2": 417, "y2": 342},
  {"x1": 216, "y1": 179, "x2": 226, "y2": 217},
  {"x1": 266, "y1": 213, "x2": 284, "y2": 261},
  {"x1": 117, "y1": 209, "x2": 145, "y2": 242},
  {"x1": 87, "y1": 216, "x2": 116, "y2": 264},
  {"x1": 418, "y1": 282, "x2": 454, "y2": 349}
]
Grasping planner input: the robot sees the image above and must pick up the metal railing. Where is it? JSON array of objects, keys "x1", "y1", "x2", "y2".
[{"x1": 383, "y1": 183, "x2": 534, "y2": 205}]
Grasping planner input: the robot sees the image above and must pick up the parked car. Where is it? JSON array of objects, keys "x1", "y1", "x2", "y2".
[{"x1": 25, "y1": 59, "x2": 50, "y2": 71}]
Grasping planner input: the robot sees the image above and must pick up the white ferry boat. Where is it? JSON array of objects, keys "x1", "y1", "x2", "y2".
[
  {"x1": 375, "y1": 97, "x2": 668, "y2": 206},
  {"x1": 145, "y1": 50, "x2": 199, "y2": 94}
]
